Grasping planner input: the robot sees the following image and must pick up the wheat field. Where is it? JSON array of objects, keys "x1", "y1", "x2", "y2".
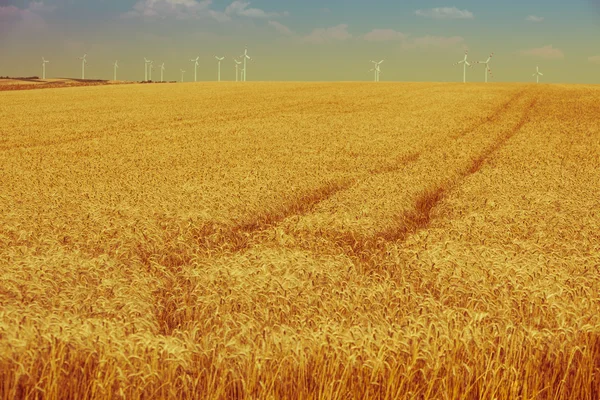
[{"x1": 0, "y1": 82, "x2": 599, "y2": 399}]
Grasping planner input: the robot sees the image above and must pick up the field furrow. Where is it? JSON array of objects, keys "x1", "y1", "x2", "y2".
[{"x1": 275, "y1": 88, "x2": 538, "y2": 261}]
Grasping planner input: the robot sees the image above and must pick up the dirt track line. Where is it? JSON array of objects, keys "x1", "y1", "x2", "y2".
[
  {"x1": 150, "y1": 90, "x2": 540, "y2": 331},
  {"x1": 257, "y1": 90, "x2": 539, "y2": 267},
  {"x1": 186, "y1": 88, "x2": 537, "y2": 256},
  {"x1": 187, "y1": 152, "x2": 424, "y2": 256},
  {"x1": 352, "y1": 94, "x2": 539, "y2": 266},
  {"x1": 452, "y1": 87, "x2": 531, "y2": 139},
  {"x1": 467, "y1": 96, "x2": 538, "y2": 174},
  {"x1": 3, "y1": 86, "x2": 536, "y2": 263}
]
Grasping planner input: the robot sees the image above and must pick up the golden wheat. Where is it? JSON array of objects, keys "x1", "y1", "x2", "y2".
[{"x1": 0, "y1": 82, "x2": 599, "y2": 399}]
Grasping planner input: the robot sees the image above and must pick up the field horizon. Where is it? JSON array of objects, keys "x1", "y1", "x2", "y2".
[
  {"x1": 4, "y1": 77, "x2": 598, "y2": 88},
  {"x1": 1, "y1": 81, "x2": 599, "y2": 399}
]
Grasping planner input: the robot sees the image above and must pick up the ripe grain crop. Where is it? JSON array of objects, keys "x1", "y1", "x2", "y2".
[{"x1": 0, "y1": 82, "x2": 599, "y2": 399}]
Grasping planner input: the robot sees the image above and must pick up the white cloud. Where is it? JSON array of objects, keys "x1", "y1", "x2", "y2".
[
  {"x1": 300, "y1": 24, "x2": 352, "y2": 44},
  {"x1": 363, "y1": 29, "x2": 407, "y2": 42},
  {"x1": 268, "y1": 20, "x2": 292, "y2": 35},
  {"x1": 208, "y1": 9, "x2": 231, "y2": 22},
  {"x1": 120, "y1": 0, "x2": 214, "y2": 20},
  {"x1": 588, "y1": 55, "x2": 600, "y2": 64},
  {"x1": 520, "y1": 45, "x2": 564, "y2": 59},
  {"x1": 525, "y1": 15, "x2": 544, "y2": 22},
  {"x1": 225, "y1": 1, "x2": 288, "y2": 18},
  {"x1": 415, "y1": 7, "x2": 473, "y2": 19},
  {"x1": 121, "y1": 0, "x2": 287, "y2": 21},
  {"x1": 361, "y1": 28, "x2": 466, "y2": 51}
]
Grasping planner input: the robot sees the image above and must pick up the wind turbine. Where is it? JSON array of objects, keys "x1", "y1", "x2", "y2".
[
  {"x1": 149, "y1": 60, "x2": 154, "y2": 81},
  {"x1": 180, "y1": 69, "x2": 185, "y2": 82},
  {"x1": 234, "y1": 58, "x2": 241, "y2": 82},
  {"x1": 190, "y1": 56, "x2": 199, "y2": 82},
  {"x1": 454, "y1": 50, "x2": 471, "y2": 83},
  {"x1": 160, "y1": 62, "x2": 165, "y2": 82},
  {"x1": 41, "y1": 57, "x2": 49, "y2": 79},
  {"x1": 241, "y1": 47, "x2": 251, "y2": 81},
  {"x1": 144, "y1": 57, "x2": 152, "y2": 81},
  {"x1": 78, "y1": 54, "x2": 87, "y2": 79},
  {"x1": 113, "y1": 60, "x2": 118, "y2": 81},
  {"x1": 533, "y1": 66, "x2": 543, "y2": 83},
  {"x1": 215, "y1": 56, "x2": 224, "y2": 81},
  {"x1": 369, "y1": 61, "x2": 377, "y2": 81},
  {"x1": 369, "y1": 60, "x2": 383, "y2": 82},
  {"x1": 369, "y1": 67, "x2": 383, "y2": 81},
  {"x1": 476, "y1": 53, "x2": 494, "y2": 83}
]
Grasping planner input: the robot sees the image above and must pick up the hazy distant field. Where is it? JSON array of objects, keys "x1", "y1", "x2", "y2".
[
  {"x1": 0, "y1": 82, "x2": 599, "y2": 399},
  {"x1": 0, "y1": 78, "x2": 131, "y2": 91}
]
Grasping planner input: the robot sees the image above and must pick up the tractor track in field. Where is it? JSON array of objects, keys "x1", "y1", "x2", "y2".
[
  {"x1": 334, "y1": 92, "x2": 540, "y2": 270},
  {"x1": 222, "y1": 87, "x2": 538, "y2": 270},
  {"x1": 382, "y1": 97, "x2": 537, "y2": 243},
  {"x1": 147, "y1": 87, "x2": 537, "y2": 333},
  {"x1": 451, "y1": 86, "x2": 532, "y2": 139},
  {"x1": 3, "y1": 86, "x2": 537, "y2": 272},
  {"x1": 181, "y1": 151, "x2": 423, "y2": 257},
  {"x1": 171, "y1": 87, "x2": 537, "y2": 259}
]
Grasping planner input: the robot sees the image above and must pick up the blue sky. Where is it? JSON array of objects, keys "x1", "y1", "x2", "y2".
[{"x1": 1, "y1": 0, "x2": 599, "y2": 83}]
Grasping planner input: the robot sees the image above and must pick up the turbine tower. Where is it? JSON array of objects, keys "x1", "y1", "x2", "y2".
[
  {"x1": 215, "y1": 56, "x2": 224, "y2": 81},
  {"x1": 113, "y1": 60, "x2": 118, "y2": 81},
  {"x1": 234, "y1": 58, "x2": 241, "y2": 82},
  {"x1": 454, "y1": 50, "x2": 471, "y2": 83},
  {"x1": 369, "y1": 60, "x2": 383, "y2": 82},
  {"x1": 190, "y1": 56, "x2": 199, "y2": 82},
  {"x1": 533, "y1": 66, "x2": 543, "y2": 83},
  {"x1": 476, "y1": 53, "x2": 494, "y2": 83},
  {"x1": 144, "y1": 57, "x2": 152, "y2": 81},
  {"x1": 160, "y1": 62, "x2": 165, "y2": 82},
  {"x1": 241, "y1": 47, "x2": 251, "y2": 81},
  {"x1": 369, "y1": 61, "x2": 377, "y2": 82},
  {"x1": 42, "y1": 57, "x2": 49, "y2": 79},
  {"x1": 78, "y1": 54, "x2": 87, "y2": 79},
  {"x1": 149, "y1": 60, "x2": 154, "y2": 81},
  {"x1": 180, "y1": 69, "x2": 185, "y2": 82}
]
